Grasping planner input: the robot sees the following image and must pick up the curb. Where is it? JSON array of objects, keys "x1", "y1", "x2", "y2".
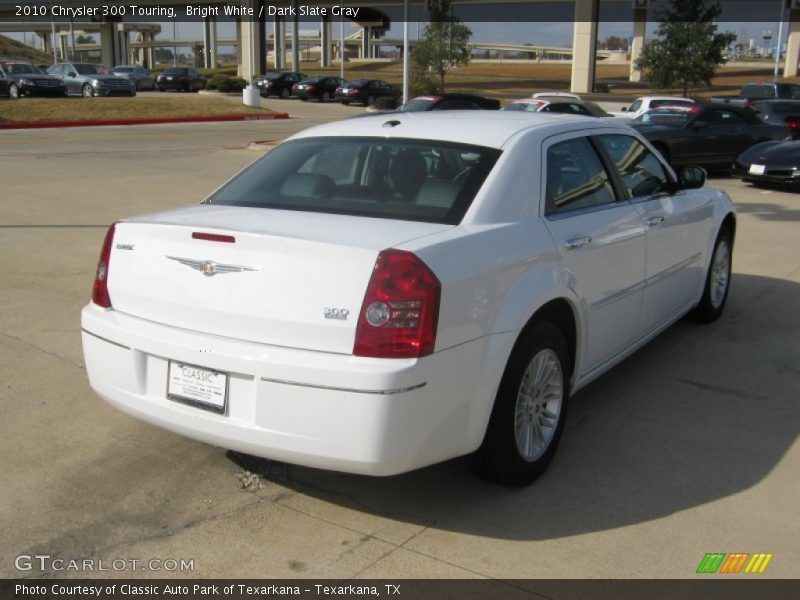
[{"x1": 0, "y1": 112, "x2": 290, "y2": 130}]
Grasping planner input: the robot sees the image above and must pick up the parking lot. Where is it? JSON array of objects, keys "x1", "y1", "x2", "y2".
[{"x1": 0, "y1": 115, "x2": 798, "y2": 580}]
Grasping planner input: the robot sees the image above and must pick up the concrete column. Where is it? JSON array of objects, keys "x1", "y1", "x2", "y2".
[
  {"x1": 39, "y1": 32, "x2": 52, "y2": 54},
  {"x1": 59, "y1": 34, "x2": 69, "y2": 61},
  {"x1": 235, "y1": 18, "x2": 243, "y2": 77},
  {"x1": 320, "y1": 15, "x2": 331, "y2": 67},
  {"x1": 361, "y1": 27, "x2": 370, "y2": 59},
  {"x1": 99, "y1": 22, "x2": 116, "y2": 69},
  {"x1": 274, "y1": 17, "x2": 284, "y2": 69},
  {"x1": 785, "y1": 10, "x2": 800, "y2": 77},
  {"x1": 208, "y1": 16, "x2": 217, "y2": 69},
  {"x1": 629, "y1": 8, "x2": 646, "y2": 83},
  {"x1": 146, "y1": 33, "x2": 155, "y2": 69},
  {"x1": 117, "y1": 26, "x2": 129, "y2": 65},
  {"x1": 203, "y1": 17, "x2": 212, "y2": 68},
  {"x1": 240, "y1": 10, "x2": 264, "y2": 80},
  {"x1": 258, "y1": 1, "x2": 267, "y2": 75},
  {"x1": 292, "y1": 0, "x2": 300, "y2": 72},
  {"x1": 570, "y1": 0, "x2": 599, "y2": 94}
]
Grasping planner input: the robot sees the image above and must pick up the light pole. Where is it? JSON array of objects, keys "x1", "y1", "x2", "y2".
[{"x1": 775, "y1": 0, "x2": 786, "y2": 79}]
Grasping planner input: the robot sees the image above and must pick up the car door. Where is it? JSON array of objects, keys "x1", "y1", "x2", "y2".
[
  {"x1": 595, "y1": 134, "x2": 711, "y2": 335},
  {"x1": 689, "y1": 108, "x2": 746, "y2": 163},
  {"x1": 541, "y1": 134, "x2": 648, "y2": 374}
]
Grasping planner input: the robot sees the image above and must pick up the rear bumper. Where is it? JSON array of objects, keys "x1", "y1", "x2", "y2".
[{"x1": 81, "y1": 304, "x2": 492, "y2": 476}]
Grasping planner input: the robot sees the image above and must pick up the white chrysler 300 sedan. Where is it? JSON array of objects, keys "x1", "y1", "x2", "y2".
[{"x1": 81, "y1": 112, "x2": 735, "y2": 486}]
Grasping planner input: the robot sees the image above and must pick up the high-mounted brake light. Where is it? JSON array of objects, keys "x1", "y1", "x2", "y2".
[
  {"x1": 192, "y1": 232, "x2": 236, "y2": 243},
  {"x1": 353, "y1": 249, "x2": 441, "y2": 359},
  {"x1": 91, "y1": 222, "x2": 118, "y2": 308}
]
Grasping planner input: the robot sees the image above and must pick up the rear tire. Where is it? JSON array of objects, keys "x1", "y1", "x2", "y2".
[
  {"x1": 321, "y1": 90, "x2": 331, "y2": 102},
  {"x1": 472, "y1": 322, "x2": 570, "y2": 486},
  {"x1": 280, "y1": 87, "x2": 290, "y2": 99},
  {"x1": 690, "y1": 226, "x2": 732, "y2": 323},
  {"x1": 9, "y1": 83, "x2": 20, "y2": 99},
  {"x1": 367, "y1": 94, "x2": 376, "y2": 106}
]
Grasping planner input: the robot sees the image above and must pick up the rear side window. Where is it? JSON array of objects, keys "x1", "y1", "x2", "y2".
[
  {"x1": 597, "y1": 135, "x2": 672, "y2": 198},
  {"x1": 545, "y1": 138, "x2": 617, "y2": 216},
  {"x1": 208, "y1": 137, "x2": 501, "y2": 225}
]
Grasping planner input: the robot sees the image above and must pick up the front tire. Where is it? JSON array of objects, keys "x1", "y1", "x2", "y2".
[
  {"x1": 81, "y1": 83, "x2": 94, "y2": 98},
  {"x1": 472, "y1": 322, "x2": 570, "y2": 486},
  {"x1": 691, "y1": 226, "x2": 732, "y2": 322},
  {"x1": 9, "y1": 83, "x2": 20, "y2": 99}
]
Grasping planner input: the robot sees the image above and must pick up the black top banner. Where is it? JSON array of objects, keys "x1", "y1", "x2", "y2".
[{"x1": 0, "y1": 0, "x2": 792, "y2": 24}]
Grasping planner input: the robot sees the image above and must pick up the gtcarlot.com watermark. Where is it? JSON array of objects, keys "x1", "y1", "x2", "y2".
[{"x1": 15, "y1": 554, "x2": 195, "y2": 573}]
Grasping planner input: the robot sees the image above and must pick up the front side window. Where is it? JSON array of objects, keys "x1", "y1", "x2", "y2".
[
  {"x1": 208, "y1": 137, "x2": 501, "y2": 224},
  {"x1": 545, "y1": 137, "x2": 617, "y2": 216},
  {"x1": 597, "y1": 135, "x2": 672, "y2": 199}
]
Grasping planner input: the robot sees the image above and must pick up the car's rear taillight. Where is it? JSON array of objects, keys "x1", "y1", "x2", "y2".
[
  {"x1": 786, "y1": 118, "x2": 800, "y2": 130},
  {"x1": 353, "y1": 249, "x2": 440, "y2": 359},
  {"x1": 91, "y1": 222, "x2": 117, "y2": 308},
  {"x1": 307, "y1": 85, "x2": 315, "y2": 91}
]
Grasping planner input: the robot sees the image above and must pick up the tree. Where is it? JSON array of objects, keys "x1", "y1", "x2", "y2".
[
  {"x1": 411, "y1": 1, "x2": 472, "y2": 92},
  {"x1": 635, "y1": 0, "x2": 735, "y2": 97},
  {"x1": 600, "y1": 36, "x2": 629, "y2": 51},
  {"x1": 75, "y1": 35, "x2": 95, "y2": 44}
]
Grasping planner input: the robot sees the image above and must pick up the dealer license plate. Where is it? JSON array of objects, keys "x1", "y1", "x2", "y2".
[
  {"x1": 167, "y1": 361, "x2": 228, "y2": 414},
  {"x1": 749, "y1": 164, "x2": 766, "y2": 175}
]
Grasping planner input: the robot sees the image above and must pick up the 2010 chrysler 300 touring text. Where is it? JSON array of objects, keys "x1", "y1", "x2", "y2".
[{"x1": 81, "y1": 113, "x2": 736, "y2": 486}]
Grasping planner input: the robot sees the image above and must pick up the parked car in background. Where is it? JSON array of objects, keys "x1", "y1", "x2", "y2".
[
  {"x1": 631, "y1": 103, "x2": 789, "y2": 167},
  {"x1": 398, "y1": 93, "x2": 500, "y2": 111},
  {"x1": 156, "y1": 68, "x2": 205, "y2": 92},
  {"x1": 750, "y1": 99, "x2": 800, "y2": 139},
  {"x1": 292, "y1": 76, "x2": 344, "y2": 102},
  {"x1": 0, "y1": 60, "x2": 66, "y2": 98},
  {"x1": 732, "y1": 140, "x2": 800, "y2": 188},
  {"x1": 255, "y1": 71, "x2": 306, "y2": 98},
  {"x1": 111, "y1": 65, "x2": 155, "y2": 90},
  {"x1": 610, "y1": 96, "x2": 696, "y2": 119},
  {"x1": 48, "y1": 62, "x2": 135, "y2": 97},
  {"x1": 335, "y1": 79, "x2": 401, "y2": 106},
  {"x1": 81, "y1": 112, "x2": 735, "y2": 487},
  {"x1": 502, "y1": 96, "x2": 611, "y2": 117},
  {"x1": 709, "y1": 82, "x2": 800, "y2": 108},
  {"x1": 532, "y1": 92, "x2": 582, "y2": 100}
]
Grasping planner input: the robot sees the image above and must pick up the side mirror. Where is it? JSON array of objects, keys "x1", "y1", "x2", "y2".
[
  {"x1": 678, "y1": 165, "x2": 706, "y2": 189},
  {"x1": 621, "y1": 106, "x2": 628, "y2": 112}
]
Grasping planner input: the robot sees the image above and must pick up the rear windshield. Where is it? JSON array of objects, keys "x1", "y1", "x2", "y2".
[
  {"x1": 634, "y1": 109, "x2": 692, "y2": 126},
  {"x1": 162, "y1": 68, "x2": 187, "y2": 75},
  {"x1": 112, "y1": 67, "x2": 134, "y2": 73},
  {"x1": 399, "y1": 98, "x2": 438, "y2": 112},
  {"x1": 207, "y1": 137, "x2": 501, "y2": 225}
]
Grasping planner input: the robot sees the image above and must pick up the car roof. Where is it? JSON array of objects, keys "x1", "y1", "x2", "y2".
[{"x1": 288, "y1": 111, "x2": 634, "y2": 149}]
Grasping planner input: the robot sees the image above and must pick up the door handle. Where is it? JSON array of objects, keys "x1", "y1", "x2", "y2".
[
  {"x1": 645, "y1": 215, "x2": 665, "y2": 227},
  {"x1": 564, "y1": 236, "x2": 592, "y2": 250}
]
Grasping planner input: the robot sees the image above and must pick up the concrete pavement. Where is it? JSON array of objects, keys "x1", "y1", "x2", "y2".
[{"x1": 0, "y1": 120, "x2": 798, "y2": 580}]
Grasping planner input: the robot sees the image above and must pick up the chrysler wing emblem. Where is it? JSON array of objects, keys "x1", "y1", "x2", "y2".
[{"x1": 166, "y1": 256, "x2": 260, "y2": 277}]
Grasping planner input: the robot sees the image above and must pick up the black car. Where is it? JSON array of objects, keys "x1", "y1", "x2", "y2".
[
  {"x1": 631, "y1": 103, "x2": 790, "y2": 167},
  {"x1": 398, "y1": 93, "x2": 500, "y2": 111},
  {"x1": 732, "y1": 141, "x2": 800, "y2": 188},
  {"x1": 751, "y1": 99, "x2": 800, "y2": 139},
  {"x1": 0, "y1": 60, "x2": 66, "y2": 98},
  {"x1": 156, "y1": 68, "x2": 205, "y2": 92},
  {"x1": 335, "y1": 79, "x2": 401, "y2": 106},
  {"x1": 292, "y1": 76, "x2": 345, "y2": 102},
  {"x1": 255, "y1": 71, "x2": 306, "y2": 98}
]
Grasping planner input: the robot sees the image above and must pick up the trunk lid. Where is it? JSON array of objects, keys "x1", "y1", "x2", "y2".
[{"x1": 107, "y1": 205, "x2": 452, "y2": 354}]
